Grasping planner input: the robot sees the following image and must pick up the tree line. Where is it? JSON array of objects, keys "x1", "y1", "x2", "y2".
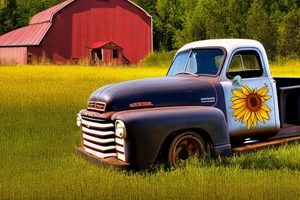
[{"x1": 1, "y1": 0, "x2": 300, "y2": 60}]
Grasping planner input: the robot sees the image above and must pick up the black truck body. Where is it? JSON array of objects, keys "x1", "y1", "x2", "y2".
[{"x1": 76, "y1": 39, "x2": 300, "y2": 169}]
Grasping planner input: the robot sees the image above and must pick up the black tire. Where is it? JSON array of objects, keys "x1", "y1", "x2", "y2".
[{"x1": 167, "y1": 131, "x2": 205, "y2": 168}]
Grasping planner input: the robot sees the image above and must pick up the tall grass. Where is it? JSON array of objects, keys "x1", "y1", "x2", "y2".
[
  {"x1": 138, "y1": 51, "x2": 176, "y2": 68},
  {"x1": 0, "y1": 64, "x2": 300, "y2": 199},
  {"x1": 270, "y1": 60, "x2": 300, "y2": 77}
]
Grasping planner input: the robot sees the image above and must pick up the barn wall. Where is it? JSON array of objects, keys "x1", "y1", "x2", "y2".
[
  {"x1": 0, "y1": 47, "x2": 27, "y2": 64},
  {"x1": 40, "y1": 0, "x2": 152, "y2": 64},
  {"x1": 38, "y1": 6, "x2": 73, "y2": 63}
]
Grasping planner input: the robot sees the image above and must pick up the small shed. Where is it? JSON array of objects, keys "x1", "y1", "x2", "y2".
[
  {"x1": 0, "y1": 0, "x2": 152, "y2": 65},
  {"x1": 90, "y1": 41, "x2": 129, "y2": 65}
]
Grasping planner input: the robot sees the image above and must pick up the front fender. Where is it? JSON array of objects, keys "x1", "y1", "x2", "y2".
[{"x1": 112, "y1": 106, "x2": 230, "y2": 169}]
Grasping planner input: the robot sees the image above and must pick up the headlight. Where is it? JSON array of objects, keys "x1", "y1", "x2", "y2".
[
  {"x1": 115, "y1": 120, "x2": 127, "y2": 139},
  {"x1": 76, "y1": 114, "x2": 82, "y2": 127}
]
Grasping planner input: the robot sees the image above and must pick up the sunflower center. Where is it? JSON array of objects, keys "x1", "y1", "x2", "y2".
[{"x1": 246, "y1": 93, "x2": 262, "y2": 112}]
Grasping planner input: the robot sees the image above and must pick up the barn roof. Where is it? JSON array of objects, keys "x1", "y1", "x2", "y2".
[
  {"x1": 0, "y1": 0, "x2": 74, "y2": 47},
  {"x1": 0, "y1": 23, "x2": 52, "y2": 47},
  {"x1": 30, "y1": 0, "x2": 75, "y2": 24}
]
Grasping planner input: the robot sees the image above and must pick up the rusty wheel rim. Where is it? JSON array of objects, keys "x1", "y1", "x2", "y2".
[{"x1": 172, "y1": 136, "x2": 201, "y2": 167}]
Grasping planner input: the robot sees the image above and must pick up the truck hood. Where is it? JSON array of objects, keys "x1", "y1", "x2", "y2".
[{"x1": 88, "y1": 76, "x2": 217, "y2": 112}]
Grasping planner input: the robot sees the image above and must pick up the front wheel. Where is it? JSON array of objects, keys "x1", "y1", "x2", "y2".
[{"x1": 167, "y1": 131, "x2": 206, "y2": 168}]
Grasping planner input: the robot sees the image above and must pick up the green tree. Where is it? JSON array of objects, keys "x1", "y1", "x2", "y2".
[
  {"x1": 226, "y1": 0, "x2": 252, "y2": 38},
  {"x1": 155, "y1": 0, "x2": 188, "y2": 51},
  {"x1": 0, "y1": 0, "x2": 19, "y2": 35},
  {"x1": 277, "y1": 8, "x2": 300, "y2": 58},
  {"x1": 131, "y1": 0, "x2": 157, "y2": 14},
  {"x1": 246, "y1": 0, "x2": 277, "y2": 60},
  {"x1": 173, "y1": 0, "x2": 207, "y2": 49}
]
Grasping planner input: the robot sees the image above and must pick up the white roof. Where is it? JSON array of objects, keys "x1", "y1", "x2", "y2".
[{"x1": 178, "y1": 39, "x2": 265, "y2": 54}]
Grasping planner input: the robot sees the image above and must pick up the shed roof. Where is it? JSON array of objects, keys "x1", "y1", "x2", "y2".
[{"x1": 91, "y1": 41, "x2": 123, "y2": 49}]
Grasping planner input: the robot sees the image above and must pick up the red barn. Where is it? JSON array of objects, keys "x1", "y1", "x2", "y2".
[{"x1": 0, "y1": 0, "x2": 152, "y2": 65}]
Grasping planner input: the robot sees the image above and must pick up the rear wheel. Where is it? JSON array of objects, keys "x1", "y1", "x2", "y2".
[{"x1": 167, "y1": 131, "x2": 206, "y2": 168}]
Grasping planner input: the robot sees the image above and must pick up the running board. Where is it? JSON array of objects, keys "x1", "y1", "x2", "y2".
[{"x1": 232, "y1": 136, "x2": 300, "y2": 152}]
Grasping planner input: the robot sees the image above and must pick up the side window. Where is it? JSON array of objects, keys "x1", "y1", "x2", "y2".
[{"x1": 226, "y1": 50, "x2": 263, "y2": 79}]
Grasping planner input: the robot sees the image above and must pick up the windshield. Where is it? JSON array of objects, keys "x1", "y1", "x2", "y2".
[{"x1": 167, "y1": 49, "x2": 225, "y2": 76}]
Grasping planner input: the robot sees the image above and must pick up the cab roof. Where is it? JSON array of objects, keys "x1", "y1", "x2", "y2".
[{"x1": 177, "y1": 39, "x2": 265, "y2": 54}]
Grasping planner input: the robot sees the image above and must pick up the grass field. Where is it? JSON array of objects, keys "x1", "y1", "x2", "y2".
[{"x1": 0, "y1": 63, "x2": 300, "y2": 199}]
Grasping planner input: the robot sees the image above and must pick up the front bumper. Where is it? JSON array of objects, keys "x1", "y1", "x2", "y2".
[{"x1": 75, "y1": 147, "x2": 130, "y2": 169}]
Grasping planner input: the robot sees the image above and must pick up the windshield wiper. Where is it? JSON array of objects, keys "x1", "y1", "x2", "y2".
[{"x1": 174, "y1": 71, "x2": 199, "y2": 77}]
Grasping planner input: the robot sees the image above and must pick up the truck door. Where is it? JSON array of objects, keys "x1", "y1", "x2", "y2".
[{"x1": 220, "y1": 49, "x2": 278, "y2": 137}]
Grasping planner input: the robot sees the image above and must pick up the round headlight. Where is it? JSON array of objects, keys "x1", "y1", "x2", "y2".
[
  {"x1": 77, "y1": 114, "x2": 82, "y2": 127},
  {"x1": 115, "y1": 120, "x2": 127, "y2": 139}
]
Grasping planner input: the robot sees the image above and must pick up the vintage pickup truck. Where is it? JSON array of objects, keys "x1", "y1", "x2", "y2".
[{"x1": 75, "y1": 39, "x2": 300, "y2": 169}]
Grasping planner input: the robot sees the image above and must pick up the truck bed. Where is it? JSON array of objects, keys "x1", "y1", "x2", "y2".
[
  {"x1": 274, "y1": 77, "x2": 300, "y2": 88},
  {"x1": 274, "y1": 77, "x2": 300, "y2": 127}
]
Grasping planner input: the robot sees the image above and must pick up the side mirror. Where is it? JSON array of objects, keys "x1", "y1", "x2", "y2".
[{"x1": 232, "y1": 75, "x2": 242, "y2": 86}]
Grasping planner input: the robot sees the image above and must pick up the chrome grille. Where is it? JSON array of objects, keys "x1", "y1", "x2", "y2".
[
  {"x1": 81, "y1": 116, "x2": 116, "y2": 158},
  {"x1": 80, "y1": 115, "x2": 126, "y2": 161}
]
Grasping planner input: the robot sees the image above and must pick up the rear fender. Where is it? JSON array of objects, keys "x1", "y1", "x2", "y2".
[{"x1": 112, "y1": 106, "x2": 230, "y2": 169}]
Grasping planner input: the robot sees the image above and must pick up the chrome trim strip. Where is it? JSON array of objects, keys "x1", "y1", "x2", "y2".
[
  {"x1": 82, "y1": 126, "x2": 114, "y2": 136},
  {"x1": 84, "y1": 140, "x2": 116, "y2": 151},
  {"x1": 115, "y1": 137, "x2": 124, "y2": 145},
  {"x1": 85, "y1": 147, "x2": 116, "y2": 158},
  {"x1": 116, "y1": 145, "x2": 124, "y2": 153},
  {"x1": 83, "y1": 133, "x2": 115, "y2": 144},
  {"x1": 117, "y1": 152, "x2": 126, "y2": 162},
  {"x1": 82, "y1": 119, "x2": 114, "y2": 129}
]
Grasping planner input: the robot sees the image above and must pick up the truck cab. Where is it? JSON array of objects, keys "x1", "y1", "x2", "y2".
[
  {"x1": 76, "y1": 39, "x2": 300, "y2": 169},
  {"x1": 167, "y1": 39, "x2": 280, "y2": 139}
]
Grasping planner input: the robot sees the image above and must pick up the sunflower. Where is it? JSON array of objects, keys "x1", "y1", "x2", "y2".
[{"x1": 230, "y1": 85, "x2": 272, "y2": 130}]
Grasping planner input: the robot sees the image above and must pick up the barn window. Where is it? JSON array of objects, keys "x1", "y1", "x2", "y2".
[{"x1": 113, "y1": 50, "x2": 118, "y2": 59}]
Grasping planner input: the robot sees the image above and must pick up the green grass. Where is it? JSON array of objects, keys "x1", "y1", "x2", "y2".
[{"x1": 0, "y1": 64, "x2": 300, "y2": 199}]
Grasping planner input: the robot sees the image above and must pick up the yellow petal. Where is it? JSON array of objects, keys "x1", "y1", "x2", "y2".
[
  {"x1": 262, "y1": 95, "x2": 271, "y2": 100},
  {"x1": 253, "y1": 88, "x2": 257, "y2": 93},
  {"x1": 232, "y1": 105, "x2": 247, "y2": 117},
  {"x1": 259, "y1": 109, "x2": 270, "y2": 120},
  {"x1": 246, "y1": 112, "x2": 256, "y2": 130},
  {"x1": 242, "y1": 85, "x2": 252, "y2": 95},
  {"x1": 232, "y1": 89, "x2": 247, "y2": 99},
  {"x1": 242, "y1": 109, "x2": 251, "y2": 124},
  {"x1": 255, "y1": 111, "x2": 264, "y2": 123},
  {"x1": 230, "y1": 102, "x2": 246, "y2": 109},
  {"x1": 261, "y1": 103, "x2": 271, "y2": 112},
  {"x1": 258, "y1": 85, "x2": 268, "y2": 95},
  {"x1": 251, "y1": 111, "x2": 255, "y2": 121},
  {"x1": 230, "y1": 96, "x2": 240, "y2": 102},
  {"x1": 236, "y1": 107, "x2": 247, "y2": 120},
  {"x1": 232, "y1": 98, "x2": 246, "y2": 104},
  {"x1": 253, "y1": 114, "x2": 258, "y2": 127},
  {"x1": 247, "y1": 115, "x2": 253, "y2": 130}
]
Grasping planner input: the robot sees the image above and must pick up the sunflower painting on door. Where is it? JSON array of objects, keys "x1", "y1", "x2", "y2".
[{"x1": 230, "y1": 85, "x2": 272, "y2": 130}]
